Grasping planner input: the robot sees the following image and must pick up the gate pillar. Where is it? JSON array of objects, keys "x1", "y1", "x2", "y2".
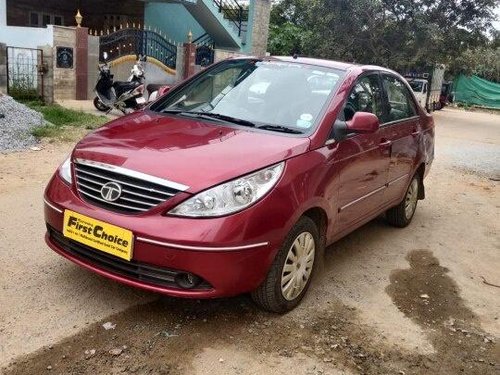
[
  {"x1": 75, "y1": 27, "x2": 89, "y2": 100},
  {"x1": 183, "y1": 40, "x2": 196, "y2": 80},
  {"x1": 0, "y1": 43, "x2": 6, "y2": 95}
]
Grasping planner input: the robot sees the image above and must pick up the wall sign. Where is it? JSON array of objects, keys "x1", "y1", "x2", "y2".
[{"x1": 56, "y1": 47, "x2": 74, "y2": 69}]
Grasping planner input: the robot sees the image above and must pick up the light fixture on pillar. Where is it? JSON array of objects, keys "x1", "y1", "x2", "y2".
[
  {"x1": 187, "y1": 30, "x2": 193, "y2": 43},
  {"x1": 75, "y1": 9, "x2": 83, "y2": 27}
]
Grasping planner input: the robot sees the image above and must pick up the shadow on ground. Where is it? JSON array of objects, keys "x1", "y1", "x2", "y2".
[{"x1": 4, "y1": 240, "x2": 498, "y2": 375}]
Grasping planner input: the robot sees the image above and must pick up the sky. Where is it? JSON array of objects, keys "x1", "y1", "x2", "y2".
[{"x1": 493, "y1": 6, "x2": 500, "y2": 31}]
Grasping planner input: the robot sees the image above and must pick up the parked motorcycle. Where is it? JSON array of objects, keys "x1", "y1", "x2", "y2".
[{"x1": 93, "y1": 53, "x2": 147, "y2": 114}]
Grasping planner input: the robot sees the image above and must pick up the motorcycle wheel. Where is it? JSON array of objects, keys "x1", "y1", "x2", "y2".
[{"x1": 94, "y1": 97, "x2": 110, "y2": 112}]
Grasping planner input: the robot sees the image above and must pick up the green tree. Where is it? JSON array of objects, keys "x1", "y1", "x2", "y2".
[
  {"x1": 268, "y1": 0, "x2": 499, "y2": 77},
  {"x1": 449, "y1": 46, "x2": 500, "y2": 82}
]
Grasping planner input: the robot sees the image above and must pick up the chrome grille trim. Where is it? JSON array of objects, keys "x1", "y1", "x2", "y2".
[
  {"x1": 75, "y1": 167, "x2": 176, "y2": 197},
  {"x1": 78, "y1": 181, "x2": 156, "y2": 208},
  {"x1": 76, "y1": 174, "x2": 167, "y2": 201},
  {"x1": 78, "y1": 189, "x2": 149, "y2": 212},
  {"x1": 74, "y1": 159, "x2": 184, "y2": 214},
  {"x1": 74, "y1": 158, "x2": 189, "y2": 191},
  {"x1": 119, "y1": 195, "x2": 157, "y2": 207}
]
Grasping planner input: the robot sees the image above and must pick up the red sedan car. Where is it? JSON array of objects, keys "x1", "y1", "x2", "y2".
[{"x1": 44, "y1": 57, "x2": 434, "y2": 313}]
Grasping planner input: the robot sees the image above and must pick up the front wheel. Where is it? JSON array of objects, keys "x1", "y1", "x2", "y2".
[
  {"x1": 93, "y1": 96, "x2": 110, "y2": 112},
  {"x1": 386, "y1": 174, "x2": 420, "y2": 227},
  {"x1": 251, "y1": 216, "x2": 320, "y2": 313}
]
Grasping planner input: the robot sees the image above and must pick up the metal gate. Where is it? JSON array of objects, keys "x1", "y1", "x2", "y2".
[
  {"x1": 194, "y1": 33, "x2": 215, "y2": 67},
  {"x1": 99, "y1": 28, "x2": 177, "y2": 70},
  {"x1": 6, "y1": 47, "x2": 45, "y2": 101}
]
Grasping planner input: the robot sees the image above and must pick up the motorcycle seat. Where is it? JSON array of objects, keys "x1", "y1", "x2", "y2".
[
  {"x1": 113, "y1": 81, "x2": 139, "y2": 92},
  {"x1": 147, "y1": 83, "x2": 164, "y2": 96}
]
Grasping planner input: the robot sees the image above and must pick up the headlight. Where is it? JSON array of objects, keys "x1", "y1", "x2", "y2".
[
  {"x1": 169, "y1": 162, "x2": 285, "y2": 217},
  {"x1": 59, "y1": 157, "x2": 72, "y2": 185}
]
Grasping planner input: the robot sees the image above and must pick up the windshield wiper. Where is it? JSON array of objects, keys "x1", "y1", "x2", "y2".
[
  {"x1": 257, "y1": 125, "x2": 303, "y2": 134},
  {"x1": 162, "y1": 109, "x2": 185, "y2": 114},
  {"x1": 179, "y1": 111, "x2": 257, "y2": 128},
  {"x1": 162, "y1": 110, "x2": 302, "y2": 134}
]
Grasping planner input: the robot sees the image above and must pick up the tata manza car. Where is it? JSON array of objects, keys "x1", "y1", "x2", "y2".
[{"x1": 44, "y1": 57, "x2": 434, "y2": 313}]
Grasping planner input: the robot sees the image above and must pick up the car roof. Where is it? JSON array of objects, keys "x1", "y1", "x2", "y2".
[
  {"x1": 228, "y1": 55, "x2": 401, "y2": 76},
  {"x1": 273, "y1": 56, "x2": 400, "y2": 75},
  {"x1": 272, "y1": 56, "x2": 356, "y2": 71}
]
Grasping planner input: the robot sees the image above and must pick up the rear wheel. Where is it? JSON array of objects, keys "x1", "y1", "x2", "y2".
[
  {"x1": 386, "y1": 175, "x2": 420, "y2": 227},
  {"x1": 251, "y1": 216, "x2": 319, "y2": 313},
  {"x1": 93, "y1": 96, "x2": 110, "y2": 112}
]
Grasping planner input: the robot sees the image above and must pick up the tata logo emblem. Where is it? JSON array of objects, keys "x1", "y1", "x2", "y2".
[{"x1": 100, "y1": 182, "x2": 122, "y2": 202}]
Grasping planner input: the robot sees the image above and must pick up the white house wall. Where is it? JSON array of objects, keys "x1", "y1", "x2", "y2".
[
  {"x1": 0, "y1": 25, "x2": 54, "y2": 49},
  {"x1": 0, "y1": 0, "x2": 6, "y2": 26}
]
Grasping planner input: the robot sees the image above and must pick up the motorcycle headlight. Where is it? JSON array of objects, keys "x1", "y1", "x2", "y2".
[
  {"x1": 59, "y1": 157, "x2": 72, "y2": 185},
  {"x1": 169, "y1": 162, "x2": 285, "y2": 217}
]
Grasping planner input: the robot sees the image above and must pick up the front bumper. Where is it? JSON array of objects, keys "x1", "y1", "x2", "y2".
[{"x1": 44, "y1": 173, "x2": 287, "y2": 298}]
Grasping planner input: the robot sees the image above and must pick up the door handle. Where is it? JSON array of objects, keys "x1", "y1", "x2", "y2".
[
  {"x1": 379, "y1": 139, "x2": 392, "y2": 147},
  {"x1": 411, "y1": 129, "x2": 420, "y2": 136}
]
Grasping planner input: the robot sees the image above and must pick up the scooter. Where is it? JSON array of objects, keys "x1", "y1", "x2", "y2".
[{"x1": 93, "y1": 53, "x2": 147, "y2": 114}]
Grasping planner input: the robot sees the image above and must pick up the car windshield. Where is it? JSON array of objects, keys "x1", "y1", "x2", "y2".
[
  {"x1": 151, "y1": 59, "x2": 345, "y2": 134},
  {"x1": 408, "y1": 80, "x2": 424, "y2": 92}
]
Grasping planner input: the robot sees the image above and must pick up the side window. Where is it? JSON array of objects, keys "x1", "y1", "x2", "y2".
[
  {"x1": 342, "y1": 75, "x2": 384, "y2": 122},
  {"x1": 382, "y1": 75, "x2": 417, "y2": 122}
]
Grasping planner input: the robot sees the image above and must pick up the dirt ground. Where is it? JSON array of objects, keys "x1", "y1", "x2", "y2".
[{"x1": 0, "y1": 108, "x2": 498, "y2": 374}]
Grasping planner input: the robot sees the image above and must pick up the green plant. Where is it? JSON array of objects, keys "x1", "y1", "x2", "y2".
[
  {"x1": 8, "y1": 60, "x2": 41, "y2": 101},
  {"x1": 21, "y1": 101, "x2": 108, "y2": 139}
]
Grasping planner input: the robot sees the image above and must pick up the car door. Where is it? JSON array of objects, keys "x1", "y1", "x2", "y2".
[
  {"x1": 331, "y1": 73, "x2": 391, "y2": 233},
  {"x1": 378, "y1": 74, "x2": 420, "y2": 205}
]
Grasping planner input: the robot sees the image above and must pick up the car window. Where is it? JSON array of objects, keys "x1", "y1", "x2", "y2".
[
  {"x1": 408, "y1": 80, "x2": 423, "y2": 92},
  {"x1": 342, "y1": 75, "x2": 384, "y2": 122},
  {"x1": 382, "y1": 75, "x2": 417, "y2": 122}
]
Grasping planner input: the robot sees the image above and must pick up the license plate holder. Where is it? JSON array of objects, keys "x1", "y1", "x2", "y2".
[{"x1": 63, "y1": 210, "x2": 133, "y2": 261}]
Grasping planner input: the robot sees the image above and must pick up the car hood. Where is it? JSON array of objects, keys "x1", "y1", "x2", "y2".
[{"x1": 73, "y1": 111, "x2": 310, "y2": 193}]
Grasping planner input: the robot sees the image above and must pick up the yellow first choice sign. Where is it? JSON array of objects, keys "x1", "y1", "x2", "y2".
[{"x1": 63, "y1": 210, "x2": 133, "y2": 261}]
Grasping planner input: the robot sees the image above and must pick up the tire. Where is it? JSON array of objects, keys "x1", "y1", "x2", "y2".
[
  {"x1": 93, "y1": 96, "x2": 110, "y2": 112},
  {"x1": 386, "y1": 174, "x2": 420, "y2": 228},
  {"x1": 251, "y1": 216, "x2": 320, "y2": 313}
]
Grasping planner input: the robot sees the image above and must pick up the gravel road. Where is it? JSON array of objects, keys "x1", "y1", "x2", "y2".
[{"x1": 0, "y1": 108, "x2": 498, "y2": 374}]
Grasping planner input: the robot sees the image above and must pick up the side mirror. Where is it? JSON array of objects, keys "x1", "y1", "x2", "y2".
[{"x1": 346, "y1": 112, "x2": 380, "y2": 134}]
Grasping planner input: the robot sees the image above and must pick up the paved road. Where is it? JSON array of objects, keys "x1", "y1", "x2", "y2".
[{"x1": 0, "y1": 108, "x2": 498, "y2": 374}]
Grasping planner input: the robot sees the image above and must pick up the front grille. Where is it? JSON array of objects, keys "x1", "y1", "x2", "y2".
[
  {"x1": 74, "y1": 161, "x2": 181, "y2": 214},
  {"x1": 48, "y1": 226, "x2": 211, "y2": 290}
]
